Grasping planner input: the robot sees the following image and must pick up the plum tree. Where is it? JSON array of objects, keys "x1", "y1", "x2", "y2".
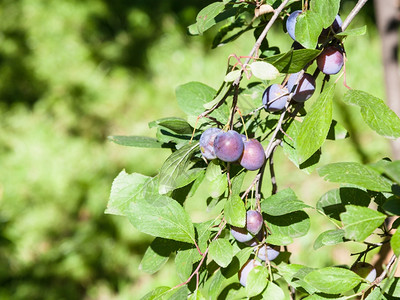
[
  {"x1": 230, "y1": 225, "x2": 253, "y2": 243},
  {"x1": 214, "y1": 130, "x2": 244, "y2": 162},
  {"x1": 239, "y1": 139, "x2": 266, "y2": 171},
  {"x1": 199, "y1": 127, "x2": 222, "y2": 160},
  {"x1": 317, "y1": 46, "x2": 344, "y2": 75},
  {"x1": 287, "y1": 72, "x2": 316, "y2": 102},
  {"x1": 351, "y1": 262, "x2": 377, "y2": 283},
  {"x1": 239, "y1": 259, "x2": 262, "y2": 287},
  {"x1": 262, "y1": 84, "x2": 289, "y2": 111},
  {"x1": 286, "y1": 10, "x2": 302, "y2": 41},
  {"x1": 256, "y1": 244, "x2": 280, "y2": 261},
  {"x1": 246, "y1": 210, "x2": 263, "y2": 235}
]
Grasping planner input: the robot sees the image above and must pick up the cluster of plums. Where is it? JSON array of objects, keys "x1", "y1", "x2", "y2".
[
  {"x1": 287, "y1": 10, "x2": 344, "y2": 75},
  {"x1": 230, "y1": 210, "x2": 280, "y2": 286},
  {"x1": 262, "y1": 11, "x2": 345, "y2": 112},
  {"x1": 199, "y1": 128, "x2": 265, "y2": 171}
]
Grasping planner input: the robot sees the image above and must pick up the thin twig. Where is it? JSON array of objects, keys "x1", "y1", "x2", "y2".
[{"x1": 342, "y1": 0, "x2": 369, "y2": 31}]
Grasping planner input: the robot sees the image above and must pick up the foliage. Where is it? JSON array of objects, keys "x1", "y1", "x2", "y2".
[{"x1": 107, "y1": 0, "x2": 400, "y2": 299}]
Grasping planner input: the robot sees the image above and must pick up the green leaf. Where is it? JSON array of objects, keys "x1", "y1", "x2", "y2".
[
  {"x1": 195, "y1": 221, "x2": 213, "y2": 253},
  {"x1": 295, "y1": 11, "x2": 323, "y2": 49},
  {"x1": 318, "y1": 162, "x2": 393, "y2": 192},
  {"x1": 304, "y1": 267, "x2": 363, "y2": 294},
  {"x1": 207, "y1": 270, "x2": 225, "y2": 299},
  {"x1": 188, "y1": 290, "x2": 206, "y2": 300},
  {"x1": 382, "y1": 197, "x2": 400, "y2": 216},
  {"x1": 311, "y1": 0, "x2": 340, "y2": 28},
  {"x1": 149, "y1": 117, "x2": 193, "y2": 134},
  {"x1": 261, "y1": 281, "x2": 285, "y2": 300},
  {"x1": 209, "y1": 239, "x2": 234, "y2": 268},
  {"x1": 297, "y1": 84, "x2": 334, "y2": 163},
  {"x1": 343, "y1": 90, "x2": 400, "y2": 139},
  {"x1": 175, "y1": 248, "x2": 199, "y2": 281},
  {"x1": 231, "y1": 171, "x2": 246, "y2": 195},
  {"x1": 384, "y1": 161, "x2": 400, "y2": 185},
  {"x1": 265, "y1": 210, "x2": 311, "y2": 239},
  {"x1": 279, "y1": 263, "x2": 316, "y2": 292},
  {"x1": 108, "y1": 135, "x2": 162, "y2": 148},
  {"x1": 204, "y1": 161, "x2": 227, "y2": 198},
  {"x1": 159, "y1": 142, "x2": 200, "y2": 194},
  {"x1": 249, "y1": 61, "x2": 279, "y2": 80},
  {"x1": 261, "y1": 188, "x2": 311, "y2": 216},
  {"x1": 316, "y1": 187, "x2": 371, "y2": 221},
  {"x1": 265, "y1": 49, "x2": 321, "y2": 73},
  {"x1": 127, "y1": 196, "x2": 195, "y2": 244},
  {"x1": 313, "y1": 229, "x2": 345, "y2": 250},
  {"x1": 141, "y1": 286, "x2": 171, "y2": 300},
  {"x1": 391, "y1": 230, "x2": 400, "y2": 256},
  {"x1": 176, "y1": 81, "x2": 229, "y2": 124},
  {"x1": 283, "y1": 120, "x2": 321, "y2": 174},
  {"x1": 224, "y1": 70, "x2": 242, "y2": 83},
  {"x1": 245, "y1": 266, "x2": 269, "y2": 297},
  {"x1": 106, "y1": 171, "x2": 151, "y2": 216},
  {"x1": 140, "y1": 238, "x2": 178, "y2": 274},
  {"x1": 266, "y1": 234, "x2": 293, "y2": 246},
  {"x1": 340, "y1": 205, "x2": 386, "y2": 241},
  {"x1": 336, "y1": 26, "x2": 367, "y2": 37},
  {"x1": 224, "y1": 195, "x2": 246, "y2": 227},
  {"x1": 188, "y1": 3, "x2": 229, "y2": 35}
]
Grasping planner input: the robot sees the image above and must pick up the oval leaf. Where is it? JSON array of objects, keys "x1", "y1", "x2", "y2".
[
  {"x1": 304, "y1": 267, "x2": 363, "y2": 294},
  {"x1": 246, "y1": 266, "x2": 269, "y2": 297},
  {"x1": 343, "y1": 90, "x2": 400, "y2": 139},
  {"x1": 340, "y1": 205, "x2": 386, "y2": 242},
  {"x1": 224, "y1": 195, "x2": 246, "y2": 227},
  {"x1": 313, "y1": 229, "x2": 345, "y2": 250},
  {"x1": 297, "y1": 84, "x2": 334, "y2": 163},
  {"x1": 127, "y1": 196, "x2": 195, "y2": 244},
  {"x1": 249, "y1": 61, "x2": 279, "y2": 80},
  {"x1": 261, "y1": 188, "x2": 311, "y2": 216},
  {"x1": 209, "y1": 239, "x2": 234, "y2": 268}
]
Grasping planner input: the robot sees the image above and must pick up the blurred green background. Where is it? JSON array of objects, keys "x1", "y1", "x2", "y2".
[{"x1": 0, "y1": 0, "x2": 391, "y2": 299}]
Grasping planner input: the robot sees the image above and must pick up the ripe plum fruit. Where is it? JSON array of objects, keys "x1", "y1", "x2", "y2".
[
  {"x1": 287, "y1": 72, "x2": 316, "y2": 102},
  {"x1": 286, "y1": 10, "x2": 302, "y2": 41},
  {"x1": 199, "y1": 127, "x2": 222, "y2": 160},
  {"x1": 239, "y1": 139, "x2": 265, "y2": 171},
  {"x1": 246, "y1": 210, "x2": 263, "y2": 235},
  {"x1": 257, "y1": 244, "x2": 280, "y2": 261},
  {"x1": 214, "y1": 130, "x2": 244, "y2": 162},
  {"x1": 230, "y1": 226, "x2": 253, "y2": 243},
  {"x1": 239, "y1": 259, "x2": 262, "y2": 287},
  {"x1": 262, "y1": 84, "x2": 289, "y2": 112},
  {"x1": 317, "y1": 46, "x2": 344, "y2": 75}
]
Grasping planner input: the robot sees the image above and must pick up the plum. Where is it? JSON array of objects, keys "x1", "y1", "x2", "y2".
[
  {"x1": 287, "y1": 72, "x2": 316, "y2": 102},
  {"x1": 214, "y1": 130, "x2": 244, "y2": 162},
  {"x1": 231, "y1": 226, "x2": 253, "y2": 243},
  {"x1": 351, "y1": 262, "x2": 377, "y2": 283},
  {"x1": 257, "y1": 244, "x2": 280, "y2": 261},
  {"x1": 246, "y1": 210, "x2": 263, "y2": 235},
  {"x1": 239, "y1": 259, "x2": 262, "y2": 287},
  {"x1": 239, "y1": 139, "x2": 265, "y2": 171},
  {"x1": 286, "y1": 10, "x2": 302, "y2": 41},
  {"x1": 262, "y1": 84, "x2": 289, "y2": 112},
  {"x1": 199, "y1": 127, "x2": 222, "y2": 160},
  {"x1": 317, "y1": 46, "x2": 344, "y2": 75}
]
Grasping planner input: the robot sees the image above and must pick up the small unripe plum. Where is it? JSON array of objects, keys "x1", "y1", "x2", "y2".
[
  {"x1": 231, "y1": 226, "x2": 253, "y2": 243},
  {"x1": 239, "y1": 259, "x2": 262, "y2": 287},
  {"x1": 214, "y1": 130, "x2": 244, "y2": 162},
  {"x1": 351, "y1": 262, "x2": 377, "y2": 283},
  {"x1": 317, "y1": 46, "x2": 344, "y2": 75},
  {"x1": 262, "y1": 84, "x2": 289, "y2": 112},
  {"x1": 287, "y1": 72, "x2": 316, "y2": 102},
  {"x1": 257, "y1": 244, "x2": 280, "y2": 261},
  {"x1": 246, "y1": 210, "x2": 264, "y2": 235},
  {"x1": 286, "y1": 10, "x2": 302, "y2": 41},
  {"x1": 199, "y1": 127, "x2": 222, "y2": 160},
  {"x1": 239, "y1": 139, "x2": 265, "y2": 171}
]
